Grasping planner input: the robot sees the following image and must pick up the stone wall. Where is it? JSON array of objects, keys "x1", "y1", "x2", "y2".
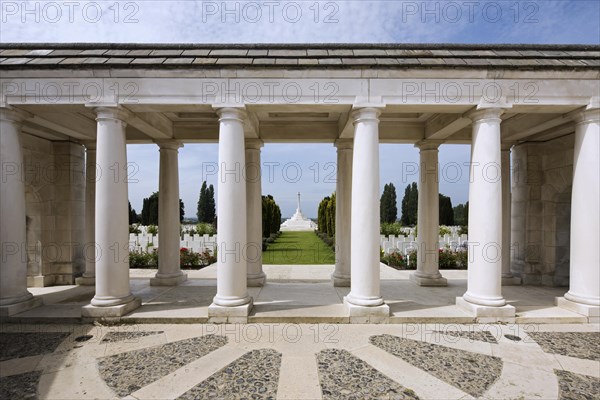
[
  {"x1": 22, "y1": 134, "x2": 86, "y2": 286},
  {"x1": 511, "y1": 134, "x2": 574, "y2": 286}
]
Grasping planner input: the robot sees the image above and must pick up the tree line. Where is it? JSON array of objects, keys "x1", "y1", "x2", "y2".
[{"x1": 382, "y1": 182, "x2": 468, "y2": 226}]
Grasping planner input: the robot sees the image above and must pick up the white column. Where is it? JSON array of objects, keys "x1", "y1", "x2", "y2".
[
  {"x1": 77, "y1": 142, "x2": 96, "y2": 286},
  {"x1": 558, "y1": 108, "x2": 600, "y2": 320},
  {"x1": 209, "y1": 107, "x2": 252, "y2": 321},
  {"x1": 246, "y1": 139, "x2": 266, "y2": 287},
  {"x1": 332, "y1": 139, "x2": 352, "y2": 287},
  {"x1": 410, "y1": 141, "x2": 447, "y2": 286},
  {"x1": 501, "y1": 144, "x2": 521, "y2": 285},
  {"x1": 0, "y1": 107, "x2": 41, "y2": 316},
  {"x1": 344, "y1": 107, "x2": 389, "y2": 321},
  {"x1": 151, "y1": 140, "x2": 187, "y2": 286},
  {"x1": 82, "y1": 107, "x2": 140, "y2": 317},
  {"x1": 457, "y1": 108, "x2": 514, "y2": 319}
]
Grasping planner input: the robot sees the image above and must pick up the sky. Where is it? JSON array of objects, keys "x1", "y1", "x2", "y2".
[{"x1": 2, "y1": 0, "x2": 599, "y2": 218}]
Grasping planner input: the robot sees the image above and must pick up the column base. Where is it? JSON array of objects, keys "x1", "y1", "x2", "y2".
[
  {"x1": 247, "y1": 272, "x2": 266, "y2": 287},
  {"x1": 82, "y1": 297, "x2": 141, "y2": 318},
  {"x1": 501, "y1": 276, "x2": 522, "y2": 286},
  {"x1": 27, "y1": 275, "x2": 55, "y2": 287},
  {"x1": 331, "y1": 272, "x2": 351, "y2": 287},
  {"x1": 456, "y1": 297, "x2": 515, "y2": 322},
  {"x1": 75, "y1": 276, "x2": 96, "y2": 286},
  {"x1": 556, "y1": 297, "x2": 600, "y2": 323},
  {"x1": 0, "y1": 297, "x2": 43, "y2": 317},
  {"x1": 208, "y1": 298, "x2": 253, "y2": 323},
  {"x1": 150, "y1": 273, "x2": 188, "y2": 286},
  {"x1": 344, "y1": 297, "x2": 389, "y2": 323},
  {"x1": 409, "y1": 273, "x2": 447, "y2": 287}
]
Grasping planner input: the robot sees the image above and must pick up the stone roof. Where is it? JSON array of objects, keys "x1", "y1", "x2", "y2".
[{"x1": 1, "y1": 43, "x2": 599, "y2": 70}]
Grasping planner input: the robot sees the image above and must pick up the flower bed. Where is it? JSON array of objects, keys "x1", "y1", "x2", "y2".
[{"x1": 128, "y1": 247, "x2": 216, "y2": 269}]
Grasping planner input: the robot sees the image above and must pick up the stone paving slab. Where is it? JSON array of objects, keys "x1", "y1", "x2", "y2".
[
  {"x1": 0, "y1": 323, "x2": 598, "y2": 399},
  {"x1": 317, "y1": 348, "x2": 419, "y2": 399},
  {"x1": 528, "y1": 331, "x2": 600, "y2": 361},
  {"x1": 98, "y1": 334, "x2": 228, "y2": 396},
  {"x1": 178, "y1": 349, "x2": 282, "y2": 399},
  {"x1": 370, "y1": 334, "x2": 503, "y2": 397}
]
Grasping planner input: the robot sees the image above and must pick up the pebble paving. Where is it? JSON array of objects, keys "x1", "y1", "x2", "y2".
[
  {"x1": 555, "y1": 369, "x2": 600, "y2": 400},
  {"x1": 101, "y1": 330, "x2": 164, "y2": 343},
  {"x1": 0, "y1": 370, "x2": 41, "y2": 399},
  {"x1": 528, "y1": 332, "x2": 600, "y2": 361},
  {"x1": 0, "y1": 332, "x2": 70, "y2": 361},
  {"x1": 370, "y1": 334, "x2": 502, "y2": 398},
  {"x1": 432, "y1": 330, "x2": 498, "y2": 344},
  {"x1": 317, "y1": 348, "x2": 420, "y2": 400},
  {"x1": 98, "y1": 334, "x2": 228, "y2": 397},
  {"x1": 178, "y1": 349, "x2": 282, "y2": 400}
]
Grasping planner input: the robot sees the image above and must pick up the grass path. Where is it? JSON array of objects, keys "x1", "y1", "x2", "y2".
[{"x1": 262, "y1": 231, "x2": 335, "y2": 265}]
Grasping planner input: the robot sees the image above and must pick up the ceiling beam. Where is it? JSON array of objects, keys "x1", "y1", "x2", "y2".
[
  {"x1": 127, "y1": 112, "x2": 173, "y2": 140},
  {"x1": 27, "y1": 114, "x2": 95, "y2": 140},
  {"x1": 502, "y1": 114, "x2": 572, "y2": 141},
  {"x1": 425, "y1": 113, "x2": 472, "y2": 140}
]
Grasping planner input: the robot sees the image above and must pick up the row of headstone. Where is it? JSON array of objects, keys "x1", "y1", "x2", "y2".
[
  {"x1": 128, "y1": 233, "x2": 217, "y2": 254},
  {"x1": 380, "y1": 233, "x2": 468, "y2": 255}
]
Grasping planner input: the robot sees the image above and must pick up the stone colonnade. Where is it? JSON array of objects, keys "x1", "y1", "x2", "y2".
[{"x1": 0, "y1": 104, "x2": 598, "y2": 321}]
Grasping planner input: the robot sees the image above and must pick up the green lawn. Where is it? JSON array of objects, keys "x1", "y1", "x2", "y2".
[{"x1": 262, "y1": 231, "x2": 335, "y2": 264}]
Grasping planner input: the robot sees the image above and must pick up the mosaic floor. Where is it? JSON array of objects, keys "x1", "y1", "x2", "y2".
[{"x1": 0, "y1": 323, "x2": 598, "y2": 399}]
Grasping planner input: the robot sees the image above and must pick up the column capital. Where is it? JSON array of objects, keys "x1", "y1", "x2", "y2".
[
  {"x1": 569, "y1": 107, "x2": 600, "y2": 125},
  {"x1": 0, "y1": 106, "x2": 31, "y2": 123},
  {"x1": 245, "y1": 139, "x2": 264, "y2": 150},
  {"x1": 93, "y1": 106, "x2": 132, "y2": 124},
  {"x1": 155, "y1": 139, "x2": 183, "y2": 151},
  {"x1": 466, "y1": 107, "x2": 506, "y2": 123},
  {"x1": 351, "y1": 107, "x2": 382, "y2": 124},
  {"x1": 334, "y1": 139, "x2": 353, "y2": 150},
  {"x1": 214, "y1": 106, "x2": 247, "y2": 123},
  {"x1": 415, "y1": 140, "x2": 443, "y2": 151}
]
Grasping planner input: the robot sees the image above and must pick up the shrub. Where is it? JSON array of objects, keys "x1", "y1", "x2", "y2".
[
  {"x1": 439, "y1": 226, "x2": 452, "y2": 236},
  {"x1": 438, "y1": 248, "x2": 457, "y2": 269},
  {"x1": 147, "y1": 225, "x2": 158, "y2": 235},
  {"x1": 198, "y1": 249, "x2": 217, "y2": 267},
  {"x1": 129, "y1": 224, "x2": 141, "y2": 234},
  {"x1": 455, "y1": 250, "x2": 468, "y2": 269},
  {"x1": 458, "y1": 225, "x2": 468, "y2": 236},
  {"x1": 381, "y1": 251, "x2": 416, "y2": 270},
  {"x1": 266, "y1": 237, "x2": 275, "y2": 243},
  {"x1": 196, "y1": 223, "x2": 216, "y2": 236},
  {"x1": 129, "y1": 249, "x2": 158, "y2": 268},
  {"x1": 180, "y1": 247, "x2": 199, "y2": 267},
  {"x1": 381, "y1": 222, "x2": 404, "y2": 237}
]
